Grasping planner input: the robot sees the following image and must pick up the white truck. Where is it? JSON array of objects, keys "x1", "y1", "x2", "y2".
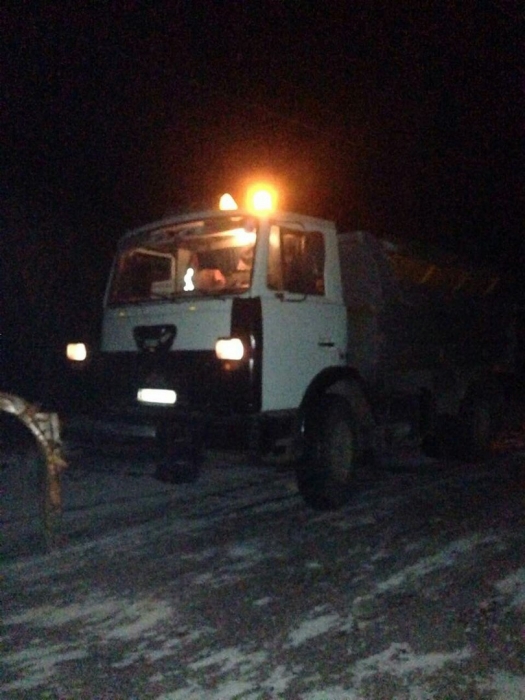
[{"x1": 66, "y1": 190, "x2": 515, "y2": 508}]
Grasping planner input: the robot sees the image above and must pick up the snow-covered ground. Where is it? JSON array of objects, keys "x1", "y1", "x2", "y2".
[{"x1": 1, "y1": 436, "x2": 524, "y2": 699}]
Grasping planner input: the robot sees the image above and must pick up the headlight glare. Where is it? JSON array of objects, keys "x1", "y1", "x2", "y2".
[
  {"x1": 67, "y1": 342, "x2": 88, "y2": 362},
  {"x1": 215, "y1": 337, "x2": 244, "y2": 361}
]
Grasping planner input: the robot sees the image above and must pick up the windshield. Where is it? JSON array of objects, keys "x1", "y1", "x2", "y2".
[{"x1": 108, "y1": 216, "x2": 257, "y2": 305}]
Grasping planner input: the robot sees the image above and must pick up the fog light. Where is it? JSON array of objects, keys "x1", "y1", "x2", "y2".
[{"x1": 137, "y1": 388, "x2": 177, "y2": 405}]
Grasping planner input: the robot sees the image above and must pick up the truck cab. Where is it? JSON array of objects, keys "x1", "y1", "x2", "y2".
[
  {"x1": 101, "y1": 209, "x2": 347, "y2": 413},
  {"x1": 67, "y1": 202, "x2": 360, "y2": 495}
]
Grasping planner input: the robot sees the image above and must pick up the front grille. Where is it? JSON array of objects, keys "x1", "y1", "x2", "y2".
[{"x1": 81, "y1": 349, "x2": 254, "y2": 417}]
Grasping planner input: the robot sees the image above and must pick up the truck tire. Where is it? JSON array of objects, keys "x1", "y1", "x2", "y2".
[
  {"x1": 458, "y1": 387, "x2": 503, "y2": 460},
  {"x1": 296, "y1": 394, "x2": 359, "y2": 510},
  {"x1": 426, "y1": 380, "x2": 504, "y2": 461}
]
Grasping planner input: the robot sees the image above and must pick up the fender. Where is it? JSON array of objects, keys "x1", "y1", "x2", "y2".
[{"x1": 295, "y1": 365, "x2": 376, "y2": 456}]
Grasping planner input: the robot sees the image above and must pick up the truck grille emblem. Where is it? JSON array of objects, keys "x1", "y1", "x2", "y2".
[{"x1": 133, "y1": 324, "x2": 177, "y2": 353}]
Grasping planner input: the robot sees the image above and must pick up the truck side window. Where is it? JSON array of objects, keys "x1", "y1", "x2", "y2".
[
  {"x1": 267, "y1": 227, "x2": 325, "y2": 295},
  {"x1": 267, "y1": 226, "x2": 283, "y2": 290}
]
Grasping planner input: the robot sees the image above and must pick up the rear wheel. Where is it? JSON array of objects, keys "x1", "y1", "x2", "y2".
[
  {"x1": 296, "y1": 394, "x2": 360, "y2": 510},
  {"x1": 458, "y1": 387, "x2": 503, "y2": 459}
]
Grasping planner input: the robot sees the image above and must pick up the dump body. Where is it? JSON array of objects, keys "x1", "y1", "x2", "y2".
[{"x1": 339, "y1": 231, "x2": 513, "y2": 414}]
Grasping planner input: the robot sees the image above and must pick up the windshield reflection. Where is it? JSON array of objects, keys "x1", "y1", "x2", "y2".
[{"x1": 108, "y1": 217, "x2": 256, "y2": 305}]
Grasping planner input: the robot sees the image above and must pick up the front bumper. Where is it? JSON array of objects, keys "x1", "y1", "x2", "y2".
[
  {"x1": 65, "y1": 412, "x2": 158, "y2": 441},
  {"x1": 62, "y1": 345, "x2": 263, "y2": 453}
]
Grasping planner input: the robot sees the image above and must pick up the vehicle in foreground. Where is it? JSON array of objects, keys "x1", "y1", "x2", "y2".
[{"x1": 65, "y1": 187, "x2": 517, "y2": 508}]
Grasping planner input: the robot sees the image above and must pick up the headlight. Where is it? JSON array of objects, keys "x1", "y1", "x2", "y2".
[
  {"x1": 66, "y1": 342, "x2": 88, "y2": 362},
  {"x1": 215, "y1": 337, "x2": 244, "y2": 361}
]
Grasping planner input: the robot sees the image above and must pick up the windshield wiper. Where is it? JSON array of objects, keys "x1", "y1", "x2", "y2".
[{"x1": 148, "y1": 292, "x2": 178, "y2": 301}]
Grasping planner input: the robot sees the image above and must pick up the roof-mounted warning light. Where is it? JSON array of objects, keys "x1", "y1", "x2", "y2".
[
  {"x1": 219, "y1": 193, "x2": 238, "y2": 211},
  {"x1": 219, "y1": 185, "x2": 278, "y2": 214},
  {"x1": 246, "y1": 185, "x2": 277, "y2": 213}
]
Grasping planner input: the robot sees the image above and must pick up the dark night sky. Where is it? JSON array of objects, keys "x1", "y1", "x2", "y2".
[{"x1": 1, "y1": 1, "x2": 523, "y2": 349}]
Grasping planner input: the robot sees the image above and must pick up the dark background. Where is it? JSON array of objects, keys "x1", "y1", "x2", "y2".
[{"x1": 1, "y1": 1, "x2": 523, "y2": 402}]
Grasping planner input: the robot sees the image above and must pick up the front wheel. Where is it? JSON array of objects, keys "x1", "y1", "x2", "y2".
[{"x1": 296, "y1": 395, "x2": 360, "y2": 510}]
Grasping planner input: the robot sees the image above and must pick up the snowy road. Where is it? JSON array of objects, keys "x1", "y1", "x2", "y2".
[{"x1": 1, "y1": 439, "x2": 524, "y2": 699}]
